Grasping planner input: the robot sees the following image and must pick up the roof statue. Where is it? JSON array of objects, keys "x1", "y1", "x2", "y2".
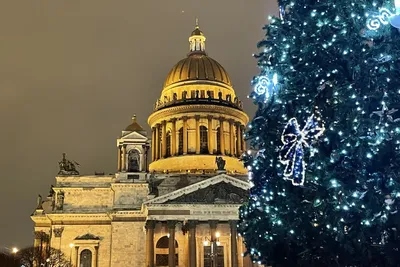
[
  {"x1": 58, "y1": 153, "x2": 80, "y2": 175},
  {"x1": 36, "y1": 194, "x2": 43, "y2": 209},
  {"x1": 215, "y1": 156, "x2": 226, "y2": 171}
]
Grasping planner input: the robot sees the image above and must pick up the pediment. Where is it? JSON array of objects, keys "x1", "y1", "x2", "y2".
[
  {"x1": 145, "y1": 174, "x2": 250, "y2": 205},
  {"x1": 120, "y1": 131, "x2": 148, "y2": 140}
]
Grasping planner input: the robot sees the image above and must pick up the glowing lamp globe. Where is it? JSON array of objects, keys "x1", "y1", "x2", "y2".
[{"x1": 390, "y1": 0, "x2": 400, "y2": 28}]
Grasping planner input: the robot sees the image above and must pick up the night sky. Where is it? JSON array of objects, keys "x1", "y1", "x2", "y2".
[{"x1": 0, "y1": 0, "x2": 277, "y2": 248}]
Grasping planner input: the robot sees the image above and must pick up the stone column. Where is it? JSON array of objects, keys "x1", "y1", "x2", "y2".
[
  {"x1": 230, "y1": 221, "x2": 239, "y2": 267},
  {"x1": 183, "y1": 117, "x2": 188, "y2": 155},
  {"x1": 207, "y1": 116, "x2": 213, "y2": 154},
  {"x1": 151, "y1": 127, "x2": 156, "y2": 162},
  {"x1": 121, "y1": 145, "x2": 126, "y2": 171},
  {"x1": 117, "y1": 146, "x2": 122, "y2": 172},
  {"x1": 171, "y1": 119, "x2": 177, "y2": 156},
  {"x1": 195, "y1": 115, "x2": 201, "y2": 154},
  {"x1": 155, "y1": 124, "x2": 160, "y2": 160},
  {"x1": 229, "y1": 120, "x2": 235, "y2": 156},
  {"x1": 94, "y1": 245, "x2": 99, "y2": 267},
  {"x1": 162, "y1": 120, "x2": 167, "y2": 158},
  {"x1": 33, "y1": 231, "x2": 42, "y2": 248},
  {"x1": 74, "y1": 246, "x2": 79, "y2": 267},
  {"x1": 188, "y1": 221, "x2": 197, "y2": 267},
  {"x1": 168, "y1": 221, "x2": 177, "y2": 267},
  {"x1": 236, "y1": 123, "x2": 242, "y2": 157},
  {"x1": 146, "y1": 220, "x2": 156, "y2": 267},
  {"x1": 219, "y1": 118, "x2": 225, "y2": 155}
]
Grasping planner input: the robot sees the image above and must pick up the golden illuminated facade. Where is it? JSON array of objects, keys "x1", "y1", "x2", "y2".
[
  {"x1": 31, "y1": 23, "x2": 255, "y2": 267},
  {"x1": 148, "y1": 23, "x2": 249, "y2": 174}
]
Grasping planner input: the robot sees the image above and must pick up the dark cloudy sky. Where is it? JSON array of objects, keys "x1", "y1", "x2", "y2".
[{"x1": 0, "y1": 0, "x2": 277, "y2": 248}]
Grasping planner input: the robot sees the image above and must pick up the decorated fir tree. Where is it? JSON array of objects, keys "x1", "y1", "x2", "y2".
[{"x1": 239, "y1": 0, "x2": 400, "y2": 266}]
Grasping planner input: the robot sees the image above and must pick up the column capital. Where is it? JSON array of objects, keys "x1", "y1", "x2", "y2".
[
  {"x1": 229, "y1": 220, "x2": 238, "y2": 227},
  {"x1": 162, "y1": 120, "x2": 167, "y2": 125},
  {"x1": 218, "y1": 117, "x2": 225, "y2": 122},
  {"x1": 145, "y1": 220, "x2": 156, "y2": 230},
  {"x1": 235, "y1": 121, "x2": 241, "y2": 127},
  {"x1": 53, "y1": 227, "x2": 64, "y2": 238},
  {"x1": 182, "y1": 116, "x2": 188, "y2": 121},
  {"x1": 34, "y1": 231, "x2": 45, "y2": 239},
  {"x1": 228, "y1": 119, "x2": 235, "y2": 124},
  {"x1": 187, "y1": 220, "x2": 198, "y2": 229},
  {"x1": 207, "y1": 115, "x2": 213, "y2": 120},
  {"x1": 170, "y1": 118, "x2": 177, "y2": 123},
  {"x1": 194, "y1": 115, "x2": 201, "y2": 120},
  {"x1": 208, "y1": 220, "x2": 218, "y2": 229},
  {"x1": 167, "y1": 220, "x2": 178, "y2": 229}
]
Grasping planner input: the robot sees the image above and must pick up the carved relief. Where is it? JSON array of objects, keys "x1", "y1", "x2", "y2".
[{"x1": 166, "y1": 182, "x2": 248, "y2": 204}]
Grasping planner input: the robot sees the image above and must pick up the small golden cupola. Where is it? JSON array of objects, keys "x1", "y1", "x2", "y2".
[{"x1": 148, "y1": 21, "x2": 249, "y2": 174}]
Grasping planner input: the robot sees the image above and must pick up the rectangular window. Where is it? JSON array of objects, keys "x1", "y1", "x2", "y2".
[
  {"x1": 200, "y1": 90, "x2": 206, "y2": 98},
  {"x1": 191, "y1": 90, "x2": 196, "y2": 98}
]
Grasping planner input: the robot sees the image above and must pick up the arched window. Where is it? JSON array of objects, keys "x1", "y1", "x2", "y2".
[
  {"x1": 80, "y1": 249, "x2": 92, "y2": 267},
  {"x1": 128, "y1": 149, "x2": 140, "y2": 172},
  {"x1": 178, "y1": 128, "x2": 183, "y2": 155},
  {"x1": 166, "y1": 131, "x2": 171, "y2": 157},
  {"x1": 200, "y1": 126, "x2": 208, "y2": 154},
  {"x1": 156, "y1": 236, "x2": 178, "y2": 266},
  {"x1": 216, "y1": 127, "x2": 221, "y2": 154}
]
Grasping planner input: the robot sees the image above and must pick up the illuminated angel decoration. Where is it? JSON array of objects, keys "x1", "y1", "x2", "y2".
[{"x1": 279, "y1": 111, "x2": 325, "y2": 186}]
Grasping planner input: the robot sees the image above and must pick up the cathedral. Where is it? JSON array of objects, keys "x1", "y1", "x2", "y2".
[{"x1": 31, "y1": 22, "x2": 254, "y2": 267}]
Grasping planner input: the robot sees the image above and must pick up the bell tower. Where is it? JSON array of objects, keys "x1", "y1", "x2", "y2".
[{"x1": 116, "y1": 115, "x2": 150, "y2": 181}]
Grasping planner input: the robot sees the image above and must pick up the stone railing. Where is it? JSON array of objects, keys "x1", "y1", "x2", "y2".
[{"x1": 154, "y1": 95, "x2": 243, "y2": 111}]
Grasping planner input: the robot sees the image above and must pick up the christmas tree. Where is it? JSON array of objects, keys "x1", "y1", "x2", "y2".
[{"x1": 239, "y1": 0, "x2": 400, "y2": 266}]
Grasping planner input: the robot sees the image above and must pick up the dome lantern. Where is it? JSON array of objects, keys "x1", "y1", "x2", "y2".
[{"x1": 188, "y1": 18, "x2": 206, "y2": 55}]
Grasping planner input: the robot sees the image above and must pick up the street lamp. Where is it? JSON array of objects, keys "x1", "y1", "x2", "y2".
[
  {"x1": 203, "y1": 232, "x2": 220, "y2": 267},
  {"x1": 11, "y1": 247, "x2": 18, "y2": 266}
]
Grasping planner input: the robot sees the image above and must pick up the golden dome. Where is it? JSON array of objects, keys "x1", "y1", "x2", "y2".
[
  {"x1": 163, "y1": 54, "x2": 232, "y2": 88},
  {"x1": 124, "y1": 115, "x2": 144, "y2": 132},
  {"x1": 191, "y1": 27, "x2": 203, "y2": 36}
]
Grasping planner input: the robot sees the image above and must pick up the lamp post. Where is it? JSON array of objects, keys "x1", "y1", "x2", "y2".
[
  {"x1": 203, "y1": 232, "x2": 220, "y2": 267},
  {"x1": 12, "y1": 247, "x2": 18, "y2": 266}
]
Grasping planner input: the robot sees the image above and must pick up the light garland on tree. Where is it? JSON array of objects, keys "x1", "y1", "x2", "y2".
[
  {"x1": 254, "y1": 73, "x2": 278, "y2": 100},
  {"x1": 279, "y1": 110, "x2": 325, "y2": 186}
]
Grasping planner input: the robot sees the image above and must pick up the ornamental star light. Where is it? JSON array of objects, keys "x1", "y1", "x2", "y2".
[{"x1": 370, "y1": 102, "x2": 400, "y2": 124}]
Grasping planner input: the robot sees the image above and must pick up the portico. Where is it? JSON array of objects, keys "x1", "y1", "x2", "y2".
[{"x1": 143, "y1": 174, "x2": 251, "y2": 267}]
